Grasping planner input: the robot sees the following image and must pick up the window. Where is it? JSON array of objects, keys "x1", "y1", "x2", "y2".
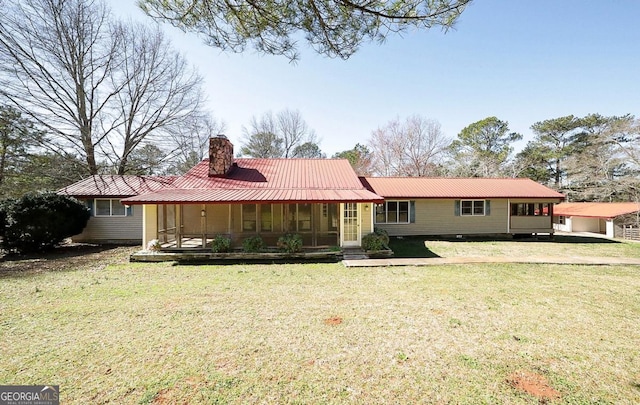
[
  {"x1": 242, "y1": 204, "x2": 257, "y2": 231},
  {"x1": 94, "y1": 199, "x2": 127, "y2": 216},
  {"x1": 461, "y1": 200, "x2": 485, "y2": 216},
  {"x1": 375, "y1": 200, "x2": 411, "y2": 224},
  {"x1": 558, "y1": 216, "x2": 565, "y2": 225},
  {"x1": 511, "y1": 203, "x2": 550, "y2": 217}
]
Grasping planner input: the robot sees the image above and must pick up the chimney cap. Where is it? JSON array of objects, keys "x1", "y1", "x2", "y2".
[{"x1": 215, "y1": 134, "x2": 228, "y2": 139}]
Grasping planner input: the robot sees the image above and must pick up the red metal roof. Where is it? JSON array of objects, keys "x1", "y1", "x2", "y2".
[
  {"x1": 361, "y1": 177, "x2": 565, "y2": 199},
  {"x1": 58, "y1": 175, "x2": 177, "y2": 198},
  {"x1": 123, "y1": 159, "x2": 383, "y2": 204},
  {"x1": 553, "y1": 202, "x2": 640, "y2": 219}
]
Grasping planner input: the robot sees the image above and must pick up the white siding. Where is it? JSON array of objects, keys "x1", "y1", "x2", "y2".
[{"x1": 72, "y1": 200, "x2": 142, "y2": 243}]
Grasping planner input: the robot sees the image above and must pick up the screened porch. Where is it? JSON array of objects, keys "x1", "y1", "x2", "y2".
[{"x1": 154, "y1": 202, "x2": 341, "y2": 249}]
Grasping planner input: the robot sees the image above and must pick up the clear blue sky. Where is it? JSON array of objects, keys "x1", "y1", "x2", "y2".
[{"x1": 112, "y1": 0, "x2": 640, "y2": 156}]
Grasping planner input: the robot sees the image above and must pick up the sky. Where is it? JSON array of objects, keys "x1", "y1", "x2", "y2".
[{"x1": 111, "y1": 0, "x2": 640, "y2": 156}]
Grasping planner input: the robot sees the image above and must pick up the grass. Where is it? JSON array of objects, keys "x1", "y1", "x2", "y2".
[
  {"x1": 389, "y1": 234, "x2": 640, "y2": 259},
  {"x1": 1, "y1": 245, "x2": 640, "y2": 403}
]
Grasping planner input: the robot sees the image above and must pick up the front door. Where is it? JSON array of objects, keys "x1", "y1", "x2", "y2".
[{"x1": 341, "y1": 203, "x2": 360, "y2": 247}]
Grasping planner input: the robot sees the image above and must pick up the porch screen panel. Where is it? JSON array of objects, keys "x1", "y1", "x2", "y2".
[
  {"x1": 317, "y1": 203, "x2": 339, "y2": 246},
  {"x1": 287, "y1": 204, "x2": 297, "y2": 232},
  {"x1": 181, "y1": 204, "x2": 201, "y2": 234},
  {"x1": 272, "y1": 204, "x2": 283, "y2": 232},
  {"x1": 298, "y1": 204, "x2": 312, "y2": 231},
  {"x1": 242, "y1": 204, "x2": 257, "y2": 231},
  {"x1": 206, "y1": 204, "x2": 229, "y2": 233},
  {"x1": 260, "y1": 204, "x2": 273, "y2": 231}
]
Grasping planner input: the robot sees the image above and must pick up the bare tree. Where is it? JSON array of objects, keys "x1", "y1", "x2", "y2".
[
  {"x1": 240, "y1": 109, "x2": 321, "y2": 158},
  {"x1": 104, "y1": 22, "x2": 205, "y2": 174},
  {"x1": 0, "y1": 0, "x2": 208, "y2": 175},
  {"x1": 165, "y1": 113, "x2": 226, "y2": 174},
  {"x1": 368, "y1": 115, "x2": 449, "y2": 176},
  {"x1": 277, "y1": 109, "x2": 318, "y2": 158},
  {"x1": 240, "y1": 112, "x2": 283, "y2": 158},
  {"x1": 610, "y1": 115, "x2": 640, "y2": 168},
  {"x1": 0, "y1": 0, "x2": 118, "y2": 174}
]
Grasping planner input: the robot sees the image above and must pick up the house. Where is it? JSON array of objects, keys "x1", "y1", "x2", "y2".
[
  {"x1": 361, "y1": 177, "x2": 564, "y2": 238},
  {"x1": 553, "y1": 202, "x2": 640, "y2": 239},
  {"x1": 120, "y1": 136, "x2": 383, "y2": 249},
  {"x1": 58, "y1": 175, "x2": 176, "y2": 244},
  {"x1": 60, "y1": 135, "x2": 565, "y2": 250}
]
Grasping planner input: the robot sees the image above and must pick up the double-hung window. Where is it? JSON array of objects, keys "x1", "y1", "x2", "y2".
[
  {"x1": 94, "y1": 199, "x2": 127, "y2": 216},
  {"x1": 460, "y1": 200, "x2": 486, "y2": 216},
  {"x1": 375, "y1": 200, "x2": 411, "y2": 224}
]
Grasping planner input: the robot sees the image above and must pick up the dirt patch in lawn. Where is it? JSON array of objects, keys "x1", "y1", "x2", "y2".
[
  {"x1": 324, "y1": 316, "x2": 343, "y2": 326},
  {"x1": 152, "y1": 376, "x2": 209, "y2": 404},
  {"x1": 508, "y1": 370, "x2": 561, "y2": 402},
  {"x1": 0, "y1": 243, "x2": 137, "y2": 277}
]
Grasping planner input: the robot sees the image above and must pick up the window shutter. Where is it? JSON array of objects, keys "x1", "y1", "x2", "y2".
[
  {"x1": 485, "y1": 200, "x2": 491, "y2": 216},
  {"x1": 410, "y1": 201, "x2": 416, "y2": 223},
  {"x1": 126, "y1": 205, "x2": 133, "y2": 216},
  {"x1": 454, "y1": 200, "x2": 460, "y2": 216},
  {"x1": 87, "y1": 199, "x2": 94, "y2": 216}
]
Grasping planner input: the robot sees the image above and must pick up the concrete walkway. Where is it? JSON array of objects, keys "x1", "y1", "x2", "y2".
[{"x1": 343, "y1": 255, "x2": 640, "y2": 267}]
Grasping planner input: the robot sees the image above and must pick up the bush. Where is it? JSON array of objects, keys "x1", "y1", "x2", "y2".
[
  {"x1": 242, "y1": 235, "x2": 264, "y2": 253},
  {"x1": 1, "y1": 192, "x2": 90, "y2": 253},
  {"x1": 362, "y1": 232, "x2": 385, "y2": 251},
  {"x1": 0, "y1": 198, "x2": 15, "y2": 240},
  {"x1": 211, "y1": 235, "x2": 232, "y2": 253},
  {"x1": 277, "y1": 233, "x2": 303, "y2": 253},
  {"x1": 374, "y1": 227, "x2": 390, "y2": 246}
]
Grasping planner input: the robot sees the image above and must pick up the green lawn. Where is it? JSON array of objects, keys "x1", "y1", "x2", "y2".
[
  {"x1": 1, "y1": 245, "x2": 640, "y2": 403},
  {"x1": 389, "y1": 234, "x2": 640, "y2": 259}
]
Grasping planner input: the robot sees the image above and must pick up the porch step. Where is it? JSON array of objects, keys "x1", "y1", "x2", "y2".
[{"x1": 342, "y1": 248, "x2": 368, "y2": 260}]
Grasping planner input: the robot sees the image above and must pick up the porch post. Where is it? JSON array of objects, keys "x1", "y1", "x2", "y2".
[
  {"x1": 201, "y1": 204, "x2": 207, "y2": 248},
  {"x1": 175, "y1": 204, "x2": 182, "y2": 248},
  {"x1": 142, "y1": 204, "x2": 158, "y2": 249},
  {"x1": 339, "y1": 203, "x2": 344, "y2": 247}
]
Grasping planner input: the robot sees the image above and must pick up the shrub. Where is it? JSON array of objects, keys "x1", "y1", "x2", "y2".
[
  {"x1": 242, "y1": 235, "x2": 264, "y2": 253},
  {"x1": 0, "y1": 198, "x2": 15, "y2": 240},
  {"x1": 374, "y1": 227, "x2": 390, "y2": 246},
  {"x1": 362, "y1": 232, "x2": 385, "y2": 251},
  {"x1": 1, "y1": 192, "x2": 90, "y2": 253},
  {"x1": 277, "y1": 233, "x2": 303, "y2": 253},
  {"x1": 211, "y1": 235, "x2": 232, "y2": 253}
]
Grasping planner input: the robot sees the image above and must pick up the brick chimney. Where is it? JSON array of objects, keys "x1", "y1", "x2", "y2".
[{"x1": 208, "y1": 135, "x2": 234, "y2": 177}]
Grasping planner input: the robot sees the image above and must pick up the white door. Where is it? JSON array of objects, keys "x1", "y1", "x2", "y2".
[{"x1": 341, "y1": 203, "x2": 360, "y2": 247}]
